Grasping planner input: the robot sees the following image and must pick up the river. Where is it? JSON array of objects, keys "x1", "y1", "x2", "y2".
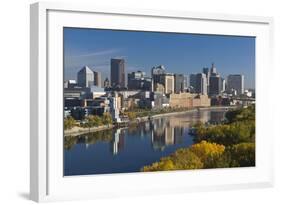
[{"x1": 64, "y1": 108, "x2": 228, "y2": 176}]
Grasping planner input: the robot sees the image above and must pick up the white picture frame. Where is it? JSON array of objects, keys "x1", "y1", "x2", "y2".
[{"x1": 30, "y1": 2, "x2": 274, "y2": 202}]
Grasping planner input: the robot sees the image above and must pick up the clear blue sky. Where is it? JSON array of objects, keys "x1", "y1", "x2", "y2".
[{"x1": 64, "y1": 27, "x2": 255, "y2": 89}]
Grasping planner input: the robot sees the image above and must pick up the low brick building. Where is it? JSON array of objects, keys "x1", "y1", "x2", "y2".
[{"x1": 169, "y1": 93, "x2": 210, "y2": 108}]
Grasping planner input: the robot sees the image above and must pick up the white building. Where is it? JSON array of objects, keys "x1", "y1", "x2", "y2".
[
  {"x1": 90, "y1": 86, "x2": 106, "y2": 99},
  {"x1": 77, "y1": 66, "x2": 94, "y2": 88},
  {"x1": 196, "y1": 73, "x2": 207, "y2": 95},
  {"x1": 110, "y1": 92, "x2": 121, "y2": 123}
]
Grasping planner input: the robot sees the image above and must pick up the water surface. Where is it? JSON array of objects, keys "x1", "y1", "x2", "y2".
[{"x1": 64, "y1": 109, "x2": 226, "y2": 176}]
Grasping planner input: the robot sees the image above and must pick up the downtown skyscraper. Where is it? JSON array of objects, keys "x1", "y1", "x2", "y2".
[
  {"x1": 227, "y1": 74, "x2": 245, "y2": 95},
  {"x1": 111, "y1": 58, "x2": 125, "y2": 89},
  {"x1": 77, "y1": 66, "x2": 94, "y2": 88}
]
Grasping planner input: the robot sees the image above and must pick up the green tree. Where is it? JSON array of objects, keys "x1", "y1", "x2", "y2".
[
  {"x1": 64, "y1": 116, "x2": 76, "y2": 130},
  {"x1": 228, "y1": 143, "x2": 255, "y2": 167},
  {"x1": 85, "y1": 115, "x2": 102, "y2": 127},
  {"x1": 102, "y1": 112, "x2": 113, "y2": 125}
]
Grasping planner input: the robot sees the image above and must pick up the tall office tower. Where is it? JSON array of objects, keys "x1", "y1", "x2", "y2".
[
  {"x1": 203, "y1": 67, "x2": 210, "y2": 92},
  {"x1": 189, "y1": 74, "x2": 197, "y2": 92},
  {"x1": 159, "y1": 73, "x2": 175, "y2": 94},
  {"x1": 210, "y1": 63, "x2": 217, "y2": 75},
  {"x1": 104, "y1": 77, "x2": 110, "y2": 88},
  {"x1": 195, "y1": 73, "x2": 207, "y2": 95},
  {"x1": 111, "y1": 58, "x2": 125, "y2": 89},
  {"x1": 202, "y1": 67, "x2": 210, "y2": 84},
  {"x1": 151, "y1": 65, "x2": 166, "y2": 91},
  {"x1": 183, "y1": 75, "x2": 189, "y2": 90},
  {"x1": 127, "y1": 71, "x2": 151, "y2": 91},
  {"x1": 77, "y1": 66, "x2": 94, "y2": 88},
  {"x1": 209, "y1": 75, "x2": 222, "y2": 96},
  {"x1": 174, "y1": 74, "x2": 184, "y2": 93},
  {"x1": 128, "y1": 70, "x2": 145, "y2": 81},
  {"x1": 221, "y1": 78, "x2": 226, "y2": 92},
  {"x1": 93, "y1": 71, "x2": 102, "y2": 87},
  {"x1": 227, "y1": 74, "x2": 245, "y2": 95}
]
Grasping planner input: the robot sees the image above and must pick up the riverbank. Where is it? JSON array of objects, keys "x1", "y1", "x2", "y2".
[
  {"x1": 64, "y1": 124, "x2": 114, "y2": 137},
  {"x1": 64, "y1": 106, "x2": 235, "y2": 137},
  {"x1": 133, "y1": 106, "x2": 235, "y2": 122},
  {"x1": 142, "y1": 105, "x2": 255, "y2": 172}
]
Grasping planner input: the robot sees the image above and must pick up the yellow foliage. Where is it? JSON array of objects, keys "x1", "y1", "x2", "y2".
[{"x1": 189, "y1": 140, "x2": 225, "y2": 162}]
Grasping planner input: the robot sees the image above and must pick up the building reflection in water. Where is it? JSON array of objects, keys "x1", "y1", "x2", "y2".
[
  {"x1": 72, "y1": 110, "x2": 227, "y2": 155},
  {"x1": 110, "y1": 129, "x2": 125, "y2": 155},
  {"x1": 151, "y1": 117, "x2": 185, "y2": 151},
  {"x1": 209, "y1": 111, "x2": 226, "y2": 124}
]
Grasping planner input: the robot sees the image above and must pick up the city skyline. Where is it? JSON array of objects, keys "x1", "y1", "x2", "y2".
[{"x1": 64, "y1": 27, "x2": 255, "y2": 89}]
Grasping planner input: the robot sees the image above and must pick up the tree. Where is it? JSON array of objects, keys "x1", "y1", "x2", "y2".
[
  {"x1": 188, "y1": 140, "x2": 225, "y2": 168},
  {"x1": 141, "y1": 141, "x2": 225, "y2": 172},
  {"x1": 169, "y1": 149, "x2": 204, "y2": 170},
  {"x1": 85, "y1": 115, "x2": 102, "y2": 127},
  {"x1": 64, "y1": 116, "x2": 76, "y2": 130},
  {"x1": 102, "y1": 112, "x2": 113, "y2": 125},
  {"x1": 126, "y1": 112, "x2": 137, "y2": 120},
  {"x1": 142, "y1": 159, "x2": 175, "y2": 172},
  {"x1": 228, "y1": 143, "x2": 255, "y2": 167}
]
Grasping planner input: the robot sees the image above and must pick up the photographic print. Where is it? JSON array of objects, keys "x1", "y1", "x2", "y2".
[{"x1": 63, "y1": 28, "x2": 255, "y2": 176}]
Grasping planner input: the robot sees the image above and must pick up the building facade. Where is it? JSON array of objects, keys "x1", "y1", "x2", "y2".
[
  {"x1": 174, "y1": 74, "x2": 184, "y2": 93},
  {"x1": 151, "y1": 65, "x2": 166, "y2": 91},
  {"x1": 209, "y1": 75, "x2": 222, "y2": 96},
  {"x1": 189, "y1": 74, "x2": 197, "y2": 92},
  {"x1": 127, "y1": 71, "x2": 151, "y2": 91},
  {"x1": 169, "y1": 93, "x2": 210, "y2": 108},
  {"x1": 77, "y1": 66, "x2": 94, "y2": 88},
  {"x1": 159, "y1": 73, "x2": 175, "y2": 94},
  {"x1": 93, "y1": 71, "x2": 102, "y2": 87},
  {"x1": 227, "y1": 74, "x2": 245, "y2": 95},
  {"x1": 111, "y1": 58, "x2": 125, "y2": 89},
  {"x1": 195, "y1": 73, "x2": 207, "y2": 95},
  {"x1": 103, "y1": 77, "x2": 110, "y2": 88}
]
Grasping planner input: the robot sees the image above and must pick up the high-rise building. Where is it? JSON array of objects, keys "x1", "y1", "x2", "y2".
[
  {"x1": 109, "y1": 92, "x2": 121, "y2": 122},
  {"x1": 183, "y1": 75, "x2": 189, "y2": 90},
  {"x1": 209, "y1": 75, "x2": 222, "y2": 96},
  {"x1": 151, "y1": 65, "x2": 166, "y2": 91},
  {"x1": 93, "y1": 71, "x2": 102, "y2": 87},
  {"x1": 189, "y1": 74, "x2": 197, "y2": 92},
  {"x1": 221, "y1": 78, "x2": 226, "y2": 92},
  {"x1": 202, "y1": 67, "x2": 210, "y2": 93},
  {"x1": 111, "y1": 58, "x2": 125, "y2": 89},
  {"x1": 159, "y1": 73, "x2": 174, "y2": 94},
  {"x1": 77, "y1": 66, "x2": 94, "y2": 88},
  {"x1": 227, "y1": 74, "x2": 244, "y2": 95},
  {"x1": 189, "y1": 73, "x2": 207, "y2": 94},
  {"x1": 174, "y1": 74, "x2": 184, "y2": 93},
  {"x1": 127, "y1": 71, "x2": 151, "y2": 91},
  {"x1": 195, "y1": 73, "x2": 207, "y2": 95},
  {"x1": 203, "y1": 67, "x2": 210, "y2": 85},
  {"x1": 210, "y1": 63, "x2": 217, "y2": 75},
  {"x1": 104, "y1": 77, "x2": 110, "y2": 88}
]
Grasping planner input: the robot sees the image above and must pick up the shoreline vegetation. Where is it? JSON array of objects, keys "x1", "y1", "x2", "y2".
[
  {"x1": 64, "y1": 106, "x2": 235, "y2": 137},
  {"x1": 141, "y1": 105, "x2": 255, "y2": 171}
]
